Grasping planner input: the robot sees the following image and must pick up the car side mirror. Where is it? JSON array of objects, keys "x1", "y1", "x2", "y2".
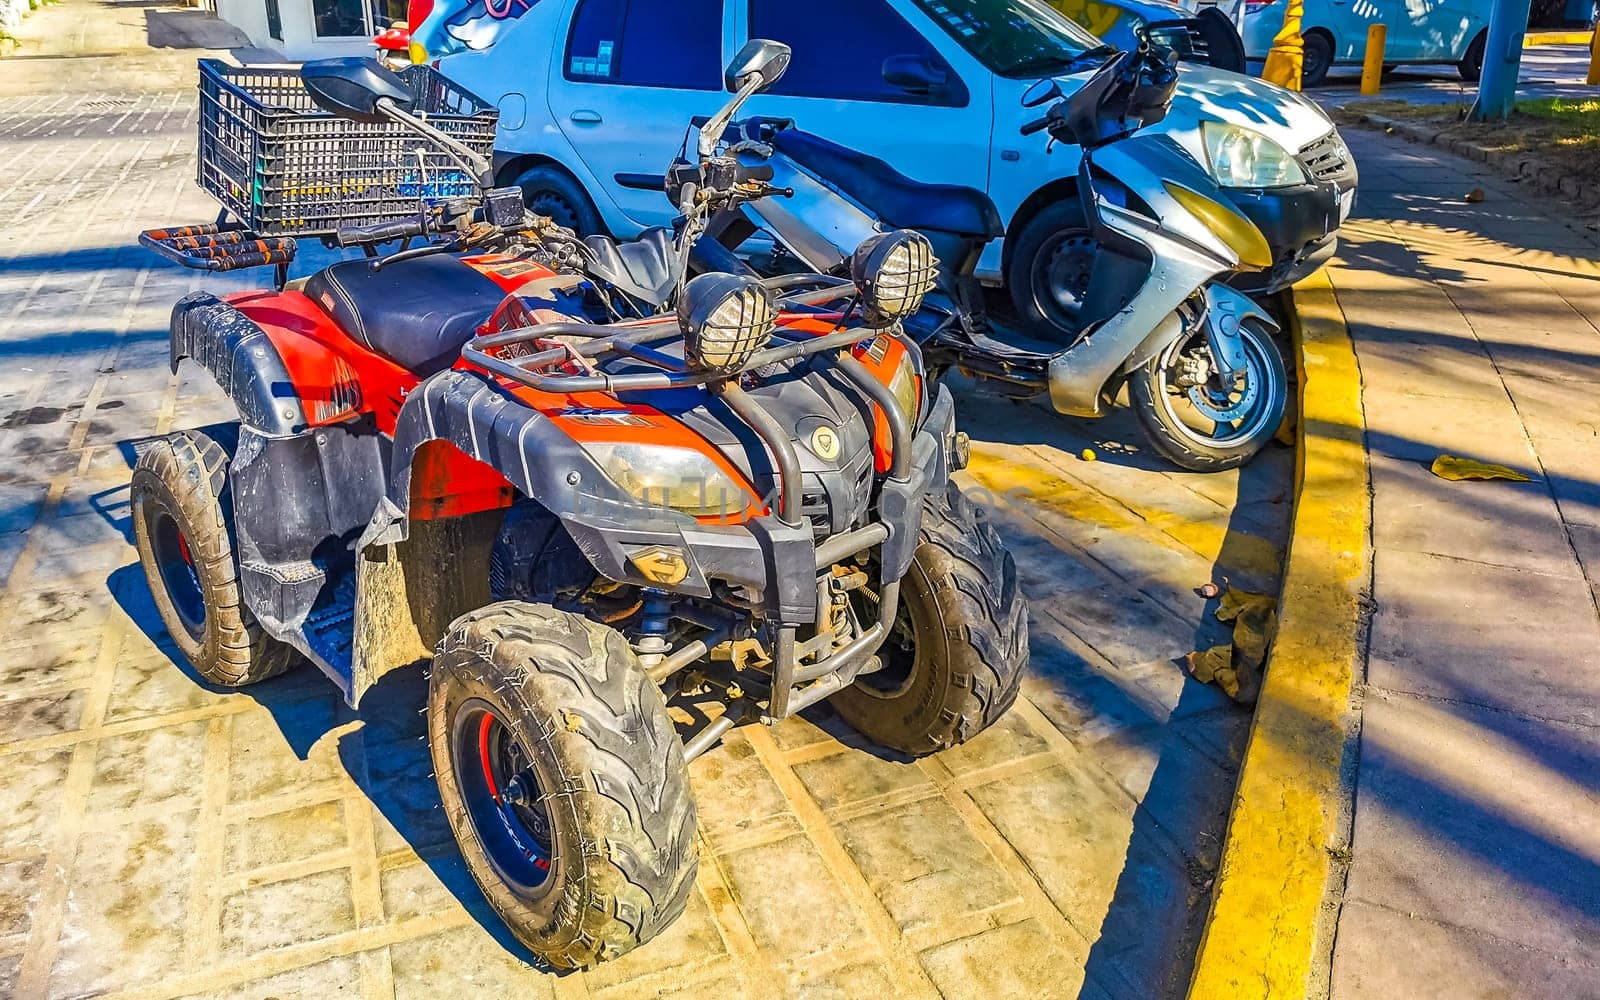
[
  {"x1": 724, "y1": 38, "x2": 792, "y2": 94},
  {"x1": 1021, "y1": 78, "x2": 1064, "y2": 108},
  {"x1": 301, "y1": 56, "x2": 413, "y2": 124},
  {"x1": 882, "y1": 54, "x2": 949, "y2": 95}
]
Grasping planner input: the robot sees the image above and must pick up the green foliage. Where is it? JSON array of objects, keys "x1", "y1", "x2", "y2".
[{"x1": 1517, "y1": 97, "x2": 1600, "y2": 135}]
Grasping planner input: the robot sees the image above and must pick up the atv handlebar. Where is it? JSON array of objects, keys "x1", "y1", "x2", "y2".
[{"x1": 335, "y1": 217, "x2": 428, "y2": 247}]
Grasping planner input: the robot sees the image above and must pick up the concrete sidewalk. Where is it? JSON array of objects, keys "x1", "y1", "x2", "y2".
[
  {"x1": 0, "y1": 0, "x2": 268, "y2": 97},
  {"x1": 1327, "y1": 129, "x2": 1600, "y2": 996}
]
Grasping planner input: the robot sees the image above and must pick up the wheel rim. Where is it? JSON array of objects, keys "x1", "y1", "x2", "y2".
[
  {"x1": 450, "y1": 699, "x2": 556, "y2": 896},
  {"x1": 1028, "y1": 229, "x2": 1097, "y2": 331},
  {"x1": 1154, "y1": 325, "x2": 1284, "y2": 449},
  {"x1": 151, "y1": 510, "x2": 205, "y2": 640},
  {"x1": 1306, "y1": 43, "x2": 1329, "y2": 81},
  {"x1": 526, "y1": 188, "x2": 583, "y2": 233}
]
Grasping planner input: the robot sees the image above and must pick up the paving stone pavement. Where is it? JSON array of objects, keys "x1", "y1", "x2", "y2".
[
  {"x1": 0, "y1": 40, "x2": 1291, "y2": 1000},
  {"x1": 1324, "y1": 128, "x2": 1600, "y2": 998}
]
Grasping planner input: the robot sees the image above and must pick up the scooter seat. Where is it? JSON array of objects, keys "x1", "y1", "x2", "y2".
[
  {"x1": 303, "y1": 254, "x2": 506, "y2": 376},
  {"x1": 769, "y1": 129, "x2": 1004, "y2": 240}
]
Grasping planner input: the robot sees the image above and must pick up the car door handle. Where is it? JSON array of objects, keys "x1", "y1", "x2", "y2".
[{"x1": 569, "y1": 110, "x2": 603, "y2": 125}]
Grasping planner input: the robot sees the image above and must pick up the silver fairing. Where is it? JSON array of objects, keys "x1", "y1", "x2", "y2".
[{"x1": 1046, "y1": 136, "x2": 1241, "y2": 417}]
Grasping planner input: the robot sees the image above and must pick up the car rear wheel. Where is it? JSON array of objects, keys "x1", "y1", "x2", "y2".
[
  {"x1": 1458, "y1": 31, "x2": 1487, "y2": 82},
  {"x1": 1301, "y1": 31, "x2": 1334, "y2": 87},
  {"x1": 513, "y1": 164, "x2": 605, "y2": 238}
]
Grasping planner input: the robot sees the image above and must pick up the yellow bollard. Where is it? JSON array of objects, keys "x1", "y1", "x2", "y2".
[
  {"x1": 1588, "y1": 28, "x2": 1599, "y2": 86},
  {"x1": 1262, "y1": 0, "x2": 1306, "y2": 90},
  {"x1": 1360, "y1": 24, "x2": 1387, "y2": 95}
]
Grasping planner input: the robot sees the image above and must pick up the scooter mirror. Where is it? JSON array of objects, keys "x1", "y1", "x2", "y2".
[
  {"x1": 724, "y1": 39, "x2": 792, "y2": 94},
  {"x1": 1021, "y1": 78, "x2": 1064, "y2": 108},
  {"x1": 301, "y1": 57, "x2": 414, "y2": 125}
]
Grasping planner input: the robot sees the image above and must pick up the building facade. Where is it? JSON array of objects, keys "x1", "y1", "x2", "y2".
[{"x1": 215, "y1": 0, "x2": 404, "y2": 59}]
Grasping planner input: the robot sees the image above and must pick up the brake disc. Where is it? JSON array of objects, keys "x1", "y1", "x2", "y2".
[{"x1": 1188, "y1": 367, "x2": 1258, "y2": 423}]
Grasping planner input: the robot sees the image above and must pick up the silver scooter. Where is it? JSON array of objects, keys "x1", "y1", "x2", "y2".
[{"x1": 694, "y1": 44, "x2": 1287, "y2": 472}]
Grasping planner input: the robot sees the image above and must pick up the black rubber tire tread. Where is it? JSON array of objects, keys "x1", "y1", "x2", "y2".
[
  {"x1": 429, "y1": 602, "x2": 697, "y2": 969},
  {"x1": 1301, "y1": 31, "x2": 1334, "y2": 88},
  {"x1": 1127, "y1": 320, "x2": 1289, "y2": 473},
  {"x1": 130, "y1": 430, "x2": 299, "y2": 686},
  {"x1": 1458, "y1": 30, "x2": 1487, "y2": 82},
  {"x1": 1005, "y1": 198, "x2": 1093, "y2": 338},
  {"x1": 514, "y1": 165, "x2": 606, "y2": 238},
  {"x1": 831, "y1": 483, "x2": 1027, "y2": 756}
]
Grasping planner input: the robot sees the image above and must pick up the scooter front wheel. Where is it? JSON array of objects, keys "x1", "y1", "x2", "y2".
[{"x1": 1129, "y1": 318, "x2": 1288, "y2": 472}]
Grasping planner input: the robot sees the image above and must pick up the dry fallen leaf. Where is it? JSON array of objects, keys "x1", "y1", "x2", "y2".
[
  {"x1": 1185, "y1": 645, "x2": 1235, "y2": 693},
  {"x1": 1216, "y1": 588, "x2": 1277, "y2": 624},
  {"x1": 1465, "y1": 187, "x2": 1486, "y2": 203},
  {"x1": 1188, "y1": 588, "x2": 1279, "y2": 705},
  {"x1": 1429, "y1": 455, "x2": 1531, "y2": 483}
]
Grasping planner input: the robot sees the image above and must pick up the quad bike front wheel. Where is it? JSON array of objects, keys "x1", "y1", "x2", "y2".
[
  {"x1": 429, "y1": 602, "x2": 697, "y2": 969},
  {"x1": 1128, "y1": 318, "x2": 1288, "y2": 472},
  {"x1": 130, "y1": 429, "x2": 300, "y2": 686},
  {"x1": 833, "y1": 484, "x2": 1028, "y2": 756}
]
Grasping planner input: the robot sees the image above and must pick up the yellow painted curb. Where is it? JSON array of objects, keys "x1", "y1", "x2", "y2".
[
  {"x1": 1524, "y1": 30, "x2": 1594, "y2": 46},
  {"x1": 1187, "y1": 270, "x2": 1370, "y2": 999}
]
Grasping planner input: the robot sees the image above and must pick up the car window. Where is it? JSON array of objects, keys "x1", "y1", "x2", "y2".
[
  {"x1": 749, "y1": 0, "x2": 966, "y2": 106},
  {"x1": 911, "y1": 0, "x2": 1103, "y2": 78},
  {"x1": 566, "y1": 0, "x2": 723, "y2": 90}
]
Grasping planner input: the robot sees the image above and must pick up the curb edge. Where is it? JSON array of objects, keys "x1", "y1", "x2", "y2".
[{"x1": 1187, "y1": 271, "x2": 1371, "y2": 999}]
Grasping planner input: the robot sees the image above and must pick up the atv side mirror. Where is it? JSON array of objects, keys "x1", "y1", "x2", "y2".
[
  {"x1": 301, "y1": 57, "x2": 414, "y2": 124},
  {"x1": 1021, "y1": 78, "x2": 1064, "y2": 108},
  {"x1": 724, "y1": 38, "x2": 792, "y2": 94}
]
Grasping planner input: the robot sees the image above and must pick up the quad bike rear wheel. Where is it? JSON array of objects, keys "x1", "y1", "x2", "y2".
[
  {"x1": 429, "y1": 602, "x2": 697, "y2": 969},
  {"x1": 832, "y1": 484, "x2": 1027, "y2": 756},
  {"x1": 130, "y1": 429, "x2": 300, "y2": 686}
]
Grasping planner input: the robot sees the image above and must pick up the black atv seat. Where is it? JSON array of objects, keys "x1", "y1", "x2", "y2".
[
  {"x1": 303, "y1": 254, "x2": 506, "y2": 376},
  {"x1": 770, "y1": 129, "x2": 1004, "y2": 239}
]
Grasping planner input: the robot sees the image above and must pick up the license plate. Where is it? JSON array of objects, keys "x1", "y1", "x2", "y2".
[{"x1": 1338, "y1": 187, "x2": 1355, "y2": 222}]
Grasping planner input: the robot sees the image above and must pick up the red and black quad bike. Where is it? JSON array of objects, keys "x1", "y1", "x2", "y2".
[{"x1": 134, "y1": 44, "x2": 1026, "y2": 968}]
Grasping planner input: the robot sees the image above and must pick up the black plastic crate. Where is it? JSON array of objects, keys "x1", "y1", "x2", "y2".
[{"x1": 196, "y1": 59, "x2": 498, "y2": 237}]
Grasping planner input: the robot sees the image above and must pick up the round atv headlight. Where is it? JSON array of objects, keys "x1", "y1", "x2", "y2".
[
  {"x1": 888, "y1": 350, "x2": 920, "y2": 424},
  {"x1": 851, "y1": 230, "x2": 938, "y2": 324},
  {"x1": 1201, "y1": 122, "x2": 1307, "y2": 188},
  {"x1": 678, "y1": 273, "x2": 777, "y2": 377},
  {"x1": 579, "y1": 441, "x2": 751, "y2": 518}
]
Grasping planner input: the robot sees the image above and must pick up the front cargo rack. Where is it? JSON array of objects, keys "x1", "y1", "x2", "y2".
[{"x1": 196, "y1": 59, "x2": 497, "y2": 237}]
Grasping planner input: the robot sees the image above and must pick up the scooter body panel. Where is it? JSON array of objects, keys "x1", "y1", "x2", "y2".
[{"x1": 1045, "y1": 200, "x2": 1227, "y2": 416}]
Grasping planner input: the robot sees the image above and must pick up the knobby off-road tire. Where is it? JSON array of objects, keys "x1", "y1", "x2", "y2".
[
  {"x1": 832, "y1": 484, "x2": 1027, "y2": 756},
  {"x1": 130, "y1": 429, "x2": 299, "y2": 686},
  {"x1": 429, "y1": 602, "x2": 697, "y2": 969}
]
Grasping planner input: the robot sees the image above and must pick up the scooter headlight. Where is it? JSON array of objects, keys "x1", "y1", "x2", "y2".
[
  {"x1": 1201, "y1": 122, "x2": 1307, "y2": 188},
  {"x1": 851, "y1": 231, "x2": 938, "y2": 324},
  {"x1": 580, "y1": 441, "x2": 751, "y2": 518},
  {"x1": 678, "y1": 273, "x2": 777, "y2": 377}
]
